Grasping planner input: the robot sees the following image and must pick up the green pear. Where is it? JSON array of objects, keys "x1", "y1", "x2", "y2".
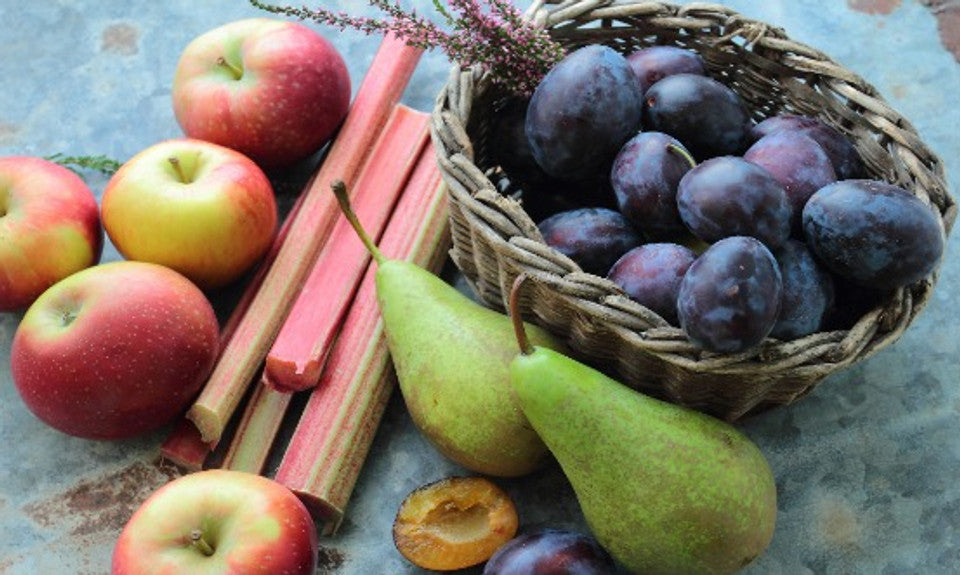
[
  {"x1": 507, "y1": 276, "x2": 778, "y2": 574},
  {"x1": 333, "y1": 181, "x2": 562, "y2": 477}
]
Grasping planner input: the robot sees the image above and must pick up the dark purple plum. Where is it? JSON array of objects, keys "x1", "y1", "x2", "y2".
[
  {"x1": 744, "y1": 130, "x2": 837, "y2": 233},
  {"x1": 526, "y1": 44, "x2": 644, "y2": 180},
  {"x1": 749, "y1": 113, "x2": 864, "y2": 179},
  {"x1": 482, "y1": 529, "x2": 615, "y2": 575},
  {"x1": 678, "y1": 236, "x2": 783, "y2": 353},
  {"x1": 490, "y1": 97, "x2": 545, "y2": 182},
  {"x1": 642, "y1": 73, "x2": 751, "y2": 160},
  {"x1": 677, "y1": 156, "x2": 793, "y2": 249},
  {"x1": 610, "y1": 132, "x2": 694, "y2": 239},
  {"x1": 626, "y1": 45, "x2": 706, "y2": 94},
  {"x1": 538, "y1": 207, "x2": 642, "y2": 276},
  {"x1": 487, "y1": 98, "x2": 618, "y2": 219},
  {"x1": 607, "y1": 243, "x2": 697, "y2": 325},
  {"x1": 802, "y1": 180, "x2": 945, "y2": 289},
  {"x1": 824, "y1": 275, "x2": 888, "y2": 330},
  {"x1": 771, "y1": 240, "x2": 835, "y2": 340}
]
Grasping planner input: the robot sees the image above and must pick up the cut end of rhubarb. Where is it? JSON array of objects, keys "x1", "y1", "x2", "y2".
[
  {"x1": 294, "y1": 491, "x2": 346, "y2": 536},
  {"x1": 186, "y1": 404, "x2": 225, "y2": 445},
  {"x1": 160, "y1": 419, "x2": 214, "y2": 472},
  {"x1": 263, "y1": 358, "x2": 322, "y2": 394},
  {"x1": 392, "y1": 477, "x2": 519, "y2": 571}
]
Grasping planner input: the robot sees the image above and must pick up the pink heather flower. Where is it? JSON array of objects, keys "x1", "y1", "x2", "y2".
[{"x1": 249, "y1": 0, "x2": 565, "y2": 95}]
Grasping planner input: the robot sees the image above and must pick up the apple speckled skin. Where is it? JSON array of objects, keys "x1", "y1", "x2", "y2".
[
  {"x1": 0, "y1": 156, "x2": 103, "y2": 312},
  {"x1": 172, "y1": 18, "x2": 351, "y2": 170},
  {"x1": 11, "y1": 261, "x2": 220, "y2": 440},
  {"x1": 112, "y1": 470, "x2": 318, "y2": 575}
]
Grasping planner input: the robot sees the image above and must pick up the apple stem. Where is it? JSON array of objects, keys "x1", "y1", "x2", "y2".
[
  {"x1": 190, "y1": 529, "x2": 215, "y2": 556},
  {"x1": 216, "y1": 56, "x2": 243, "y2": 80},
  {"x1": 168, "y1": 157, "x2": 189, "y2": 183},
  {"x1": 666, "y1": 142, "x2": 697, "y2": 170},
  {"x1": 331, "y1": 179, "x2": 386, "y2": 265},
  {"x1": 509, "y1": 274, "x2": 535, "y2": 356}
]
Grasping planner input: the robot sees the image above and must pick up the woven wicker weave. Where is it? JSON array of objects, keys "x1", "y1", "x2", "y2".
[{"x1": 430, "y1": 0, "x2": 956, "y2": 421}]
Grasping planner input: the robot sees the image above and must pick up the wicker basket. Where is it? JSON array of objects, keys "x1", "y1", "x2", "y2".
[{"x1": 429, "y1": 0, "x2": 956, "y2": 421}]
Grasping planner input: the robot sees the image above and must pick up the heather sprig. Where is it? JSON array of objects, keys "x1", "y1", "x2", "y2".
[
  {"x1": 249, "y1": 0, "x2": 564, "y2": 95},
  {"x1": 45, "y1": 153, "x2": 121, "y2": 177}
]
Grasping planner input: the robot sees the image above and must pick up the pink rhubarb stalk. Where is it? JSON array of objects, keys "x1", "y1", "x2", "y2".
[
  {"x1": 274, "y1": 142, "x2": 450, "y2": 533},
  {"x1": 184, "y1": 34, "x2": 423, "y2": 445},
  {"x1": 263, "y1": 105, "x2": 430, "y2": 392}
]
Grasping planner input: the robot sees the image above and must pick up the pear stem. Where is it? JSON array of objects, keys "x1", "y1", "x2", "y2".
[
  {"x1": 190, "y1": 529, "x2": 215, "y2": 556},
  {"x1": 509, "y1": 274, "x2": 535, "y2": 356},
  {"x1": 332, "y1": 179, "x2": 386, "y2": 265},
  {"x1": 666, "y1": 142, "x2": 697, "y2": 170},
  {"x1": 216, "y1": 56, "x2": 243, "y2": 80},
  {"x1": 168, "y1": 157, "x2": 188, "y2": 183}
]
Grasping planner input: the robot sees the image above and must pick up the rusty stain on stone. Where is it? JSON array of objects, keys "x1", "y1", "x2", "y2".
[
  {"x1": 101, "y1": 23, "x2": 139, "y2": 56},
  {"x1": 848, "y1": 0, "x2": 902, "y2": 14},
  {"x1": 22, "y1": 459, "x2": 181, "y2": 538},
  {"x1": 849, "y1": 0, "x2": 960, "y2": 61},
  {"x1": 816, "y1": 496, "x2": 863, "y2": 549},
  {"x1": 928, "y1": 3, "x2": 960, "y2": 60},
  {"x1": 317, "y1": 545, "x2": 347, "y2": 573}
]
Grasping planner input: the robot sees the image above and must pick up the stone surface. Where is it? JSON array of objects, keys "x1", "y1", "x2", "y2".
[{"x1": 1, "y1": 1, "x2": 959, "y2": 574}]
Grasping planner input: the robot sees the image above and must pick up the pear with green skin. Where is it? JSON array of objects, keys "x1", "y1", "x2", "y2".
[
  {"x1": 333, "y1": 182, "x2": 561, "y2": 477},
  {"x1": 507, "y1": 276, "x2": 777, "y2": 574}
]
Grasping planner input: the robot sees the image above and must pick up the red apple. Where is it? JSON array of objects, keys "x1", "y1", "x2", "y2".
[
  {"x1": 0, "y1": 156, "x2": 102, "y2": 311},
  {"x1": 172, "y1": 18, "x2": 351, "y2": 170},
  {"x1": 10, "y1": 261, "x2": 220, "y2": 440},
  {"x1": 101, "y1": 138, "x2": 278, "y2": 290},
  {"x1": 112, "y1": 469, "x2": 318, "y2": 575}
]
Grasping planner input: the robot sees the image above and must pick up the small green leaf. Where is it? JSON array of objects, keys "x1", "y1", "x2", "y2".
[{"x1": 46, "y1": 153, "x2": 122, "y2": 177}]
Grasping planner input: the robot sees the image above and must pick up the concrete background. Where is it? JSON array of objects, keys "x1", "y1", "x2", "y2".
[{"x1": 1, "y1": 1, "x2": 959, "y2": 573}]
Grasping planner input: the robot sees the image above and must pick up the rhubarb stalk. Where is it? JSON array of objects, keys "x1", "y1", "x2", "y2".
[
  {"x1": 160, "y1": 183, "x2": 309, "y2": 470},
  {"x1": 274, "y1": 142, "x2": 451, "y2": 533},
  {"x1": 220, "y1": 105, "x2": 431, "y2": 473},
  {"x1": 184, "y1": 34, "x2": 423, "y2": 445},
  {"x1": 264, "y1": 105, "x2": 431, "y2": 392},
  {"x1": 220, "y1": 379, "x2": 291, "y2": 474}
]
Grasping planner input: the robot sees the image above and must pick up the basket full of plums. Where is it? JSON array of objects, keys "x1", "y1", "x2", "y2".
[{"x1": 430, "y1": 0, "x2": 955, "y2": 420}]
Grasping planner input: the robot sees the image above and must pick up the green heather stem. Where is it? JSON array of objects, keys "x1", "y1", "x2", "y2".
[
  {"x1": 332, "y1": 180, "x2": 386, "y2": 265},
  {"x1": 216, "y1": 57, "x2": 243, "y2": 80},
  {"x1": 190, "y1": 530, "x2": 215, "y2": 556},
  {"x1": 509, "y1": 274, "x2": 535, "y2": 356},
  {"x1": 666, "y1": 142, "x2": 697, "y2": 170},
  {"x1": 45, "y1": 153, "x2": 121, "y2": 177}
]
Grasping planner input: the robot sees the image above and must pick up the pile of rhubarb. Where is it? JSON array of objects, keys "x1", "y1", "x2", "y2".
[{"x1": 160, "y1": 34, "x2": 450, "y2": 534}]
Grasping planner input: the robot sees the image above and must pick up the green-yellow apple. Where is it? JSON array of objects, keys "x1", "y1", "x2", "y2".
[
  {"x1": 112, "y1": 469, "x2": 318, "y2": 575},
  {"x1": 172, "y1": 18, "x2": 351, "y2": 170},
  {"x1": 0, "y1": 156, "x2": 102, "y2": 311},
  {"x1": 11, "y1": 261, "x2": 220, "y2": 440},
  {"x1": 101, "y1": 138, "x2": 277, "y2": 290}
]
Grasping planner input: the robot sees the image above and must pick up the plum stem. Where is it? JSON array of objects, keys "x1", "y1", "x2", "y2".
[
  {"x1": 666, "y1": 142, "x2": 697, "y2": 169},
  {"x1": 332, "y1": 179, "x2": 386, "y2": 265},
  {"x1": 509, "y1": 274, "x2": 535, "y2": 356},
  {"x1": 168, "y1": 157, "x2": 189, "y2": 183},
  {"x1": 190, "y1": 529, "x2": 215, "y2": 556},
  {"x1": 216, "y1": 56, "x2": 243, "y2": 80}
]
